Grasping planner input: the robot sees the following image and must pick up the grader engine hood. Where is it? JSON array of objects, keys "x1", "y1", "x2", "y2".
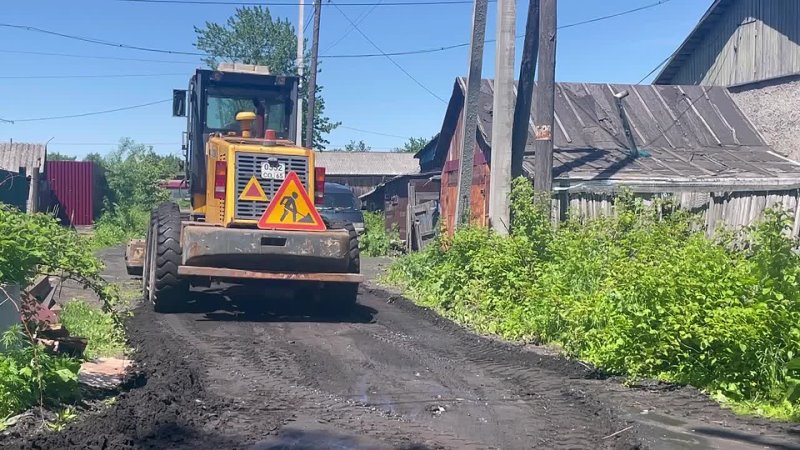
[{"x1": 207, "y1": 136, "x2": 321, "y2": 228}]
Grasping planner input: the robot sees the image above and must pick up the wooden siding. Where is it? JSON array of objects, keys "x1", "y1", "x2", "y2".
[
  {"x1": 666, "y1": 0, "x2": 800, "y2": 86},
  {"x1": 440, "y1": 110, "x2": 489, "y2": 234},
  {"x1": 555, "y1": 189, "x2": 800, "y2": 237}
]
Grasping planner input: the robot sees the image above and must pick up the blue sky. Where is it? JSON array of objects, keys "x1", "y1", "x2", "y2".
[{"x1": 0, "y1": 0, "x2": 709, "y2": 157}]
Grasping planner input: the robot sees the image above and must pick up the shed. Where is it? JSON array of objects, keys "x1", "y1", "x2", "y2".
[
  {"x1": 0, "y1": 142, "x2": 47, "y2": 213},
  {"x1": 316, "y1": 151, "x2": 420, "y2": 197},
  {"x1": 361, "y1": 172, "x2": 441, "y2": 250},
  {"x1": 432, "y1": 78, "x2": 800, "y2": 235}
]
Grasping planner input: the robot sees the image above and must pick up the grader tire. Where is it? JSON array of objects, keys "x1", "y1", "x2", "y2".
[
  {"x1": 321, "y1": 223, "x2": 360, "y2": 312},
  {"x1": 151, "y1": 203, "x2": 188, "y2": 313}
]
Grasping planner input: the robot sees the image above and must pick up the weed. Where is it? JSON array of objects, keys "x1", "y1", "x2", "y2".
[
  {"x1": 46, "y1": 406, "x2": 78, "y2": 432},
  {"x1": 60, "y1": 300, "x2": 127, "y2": 359},
  {"x1": 360, "y1": 211, "x2": 401, "y2": 257},
  {"x1": 0, "y1": 327, "x2": 81, "y2": 419}
]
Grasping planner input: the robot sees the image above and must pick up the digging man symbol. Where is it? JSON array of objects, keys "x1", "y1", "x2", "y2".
[{"x1": 280, "y1": 192, "x2": 300, "y2": 222}]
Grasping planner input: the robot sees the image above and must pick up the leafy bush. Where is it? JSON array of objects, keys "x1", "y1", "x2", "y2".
[
  {"x1": 89, "y1": 207, "x2": 150, "y2": 251},
  {"x1": 60, "y1": 300, "x2": 126, "y2": 359},
  {"x1": 389, "y1": 178, "x2": 800, "y2": 418},
  {"x1": 0, "y1": 327, "x2": 80, "y2": 420},
  {"x1": 88, "y1": 138, "x2": 180, "y2": 249},
  {"x1": 360, "y1": 211, "x2": 401, "y2": 257},
  {"x1": 0, "y1": 206, "x2": 121, "y2": 419}
]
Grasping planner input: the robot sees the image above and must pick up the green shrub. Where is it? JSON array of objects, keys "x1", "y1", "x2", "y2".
[
  {"x1": 389, "y1": 179, "x2": 800, "y2": 419},
  {"x1": 0, "y1": 206, "x2": 122, "y2": 420},
  {"x1": 0, "y1": 327, "x2": 80, "y2": 420},
  {"x1": 60, "y1": 300, "x2": 126, "y2": 359},
  {"x1": 89, "y1": 207, "x2": 150, "y2": 251},
  {"x1": 360, "y1": 211, "x2": 400, "y2": 257}
]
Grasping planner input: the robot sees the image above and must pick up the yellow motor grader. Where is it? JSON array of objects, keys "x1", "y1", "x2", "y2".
[{"x1": 138, "y1": 64, "x2": 362, "y2": 313}]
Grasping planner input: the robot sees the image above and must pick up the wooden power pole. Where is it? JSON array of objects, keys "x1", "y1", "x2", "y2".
[
  {"x1": 296, "y1": 0, "x2": 305, "y2": 147},
  {"x1": 532, "y1": 0, "x2": 557, "y2": 194},
  {"x1": 489, "y1": 0, "x2": 515, "y2": 234},
  {"x1": 510, "y1": 0, "x2": 540, "y2": 180},
  {"x1": 455, "y1": 0, "x2": 489, "y2": 227},
  {"x1": 305, "y1": 0, "x2": 322, "y2": 148}
]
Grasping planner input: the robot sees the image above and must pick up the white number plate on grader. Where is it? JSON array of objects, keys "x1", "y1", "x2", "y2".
[{"x1": 261, "y1": 162, "x2": 286, "y2": 180}]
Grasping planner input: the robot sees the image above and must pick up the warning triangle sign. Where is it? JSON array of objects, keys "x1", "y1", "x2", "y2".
[
  {"x1": 257, "y1": 171, "x2": 327, "y2": 231},
  {"x1": 239, "y1": 175, "x2": 268, "y2": 202}
]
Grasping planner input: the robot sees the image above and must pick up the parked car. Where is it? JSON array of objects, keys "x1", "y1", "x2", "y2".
[{"x1": 318, "y1": 182, "x2": 365, "y2": 234}]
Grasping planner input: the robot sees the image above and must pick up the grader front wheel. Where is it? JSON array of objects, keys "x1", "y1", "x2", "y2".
[{"x1": 147, "y1": 203, "x2": 189, "y2": 313}]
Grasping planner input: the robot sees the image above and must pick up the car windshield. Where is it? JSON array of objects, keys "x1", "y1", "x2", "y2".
[
  {"x1": 206, "y1": 92, "x2": 289, "y2": 138},
  {"x1": 322, "y1": 192, "x2": 359, "y2": 209}
]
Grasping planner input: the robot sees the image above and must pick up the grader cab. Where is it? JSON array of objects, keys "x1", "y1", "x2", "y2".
[{"x1": 140, "y1": 64, "x2": 362, "y2": 313}]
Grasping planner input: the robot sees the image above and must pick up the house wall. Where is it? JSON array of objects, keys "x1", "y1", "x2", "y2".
[
  {"x1": 729, "y1": 78, "x2": 800, "y2": 161},
  {"x1": 440, "y1": 110, "x2": 489, "y2": 234},
  {"x1": 665, "y1": 0, "x2": 800, "y2": 86}
]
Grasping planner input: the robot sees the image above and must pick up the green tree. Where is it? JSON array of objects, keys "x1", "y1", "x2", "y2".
[
  {"x1": 342, "y1": 140, "x2": 371, "y2": 152},
  {"x1": 47, "y1": 152, "x2": 77, "y2": 161},
  {"x1": 194, "y1": 6, "x2": 339, "y2": 150},
  {"x1": 393, "y1": 136, "x2": 433, "y2": 153},
  {"x1": 101, "y1": 138, "x2": 180, "y2": 209}
]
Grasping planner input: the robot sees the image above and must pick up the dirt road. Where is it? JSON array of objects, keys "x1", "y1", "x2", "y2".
[{"x1": 6, "y1": 248, "x2": 800, "y2": 450}]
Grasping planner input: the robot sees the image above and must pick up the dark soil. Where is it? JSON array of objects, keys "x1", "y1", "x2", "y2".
[{"x1": 4, "y1": 251, "x2": 800, "y2": 450}]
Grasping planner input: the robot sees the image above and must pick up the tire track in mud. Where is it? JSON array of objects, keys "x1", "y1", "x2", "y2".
[{"x1": 161, "y1": 314, "x2": 483, "y2": 449}]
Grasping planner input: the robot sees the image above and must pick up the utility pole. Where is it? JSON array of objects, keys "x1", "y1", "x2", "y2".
[
  {"x1": 305, "y1": 0, "x2": 322, "y2": 149},
  {"x1": 488, "y1": 0, "x2": 515, "y2": 235},
  {"x1": 510, "y1": 0, "x2": 540, "y2": 180},
  {"x1": 455, "y1": 0, "x2": 488, "y2": 228},
  {"x1": 296, "y1": 0, "x2": 305, "y2": 147},
  {"x1": 532, "y1": 0, "x2": 557, "y2": 194}
]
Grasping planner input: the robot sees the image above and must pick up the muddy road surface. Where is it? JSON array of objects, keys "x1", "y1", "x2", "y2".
[{"x1": 6, "y1": 250, "x2": 800, "y2": 450}]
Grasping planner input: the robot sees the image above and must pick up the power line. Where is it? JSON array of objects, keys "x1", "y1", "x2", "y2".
[
  {"x1": 1, "y1": 1, "x2": 673, "y2": 64},
  {"x1": 0, "y1": 73, "x2": 185, "y2": 79},
  {"x1": 0, "y1": 49, "x2": 199, "y2": 65},
  {"x1": 116, "y1": 0, "x2": 489, "y2": 5},
  {"x1": 338, "y1": 125, "x2": 410, "y2": 139},
  {"x1": 323, "y1": 0, "x2": 383, "y2": 53},
  {"x1": 329, "y1": 0, "x2": 447, "y2": 103},
  {"x1": 560, "y1": 0, "x2": 673, "y2": 30},
  {"x1": 6, "y1": 99, "x2": 171, "y2": 123},
  {"x1": 323, "y1": 0, "x2": 675, "y2": 58},
  {"x1": 0, "y1": 23, "x2": 205, "y2": 56}
]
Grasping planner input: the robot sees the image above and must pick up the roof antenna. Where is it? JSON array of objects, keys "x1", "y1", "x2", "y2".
[{"x1": 613, "y1": 89, "x2": 642, "y2": 158}]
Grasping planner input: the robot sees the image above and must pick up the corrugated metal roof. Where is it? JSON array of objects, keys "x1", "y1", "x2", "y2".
[
  {"x1": 454, "y1": 78, "x2": 800, "y2": 186},
  {"x1": 654, "y1": 0, "x2": 736, "y2": 84},
  {"x1": 0, "y1": 142, "x2": 46, "y2": 173},
  {"x1": 316, "y1": 151, "x2": 419, "y2": 176}
]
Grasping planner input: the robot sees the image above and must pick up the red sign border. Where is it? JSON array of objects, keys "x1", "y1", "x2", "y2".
[{"x1": 257, "y1": 171, "x2": 327, "y2": 231}]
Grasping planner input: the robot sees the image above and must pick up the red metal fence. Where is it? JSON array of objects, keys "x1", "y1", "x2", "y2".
[{"x1": 45, "y1": 161, "x2": 102, "y2": 226}]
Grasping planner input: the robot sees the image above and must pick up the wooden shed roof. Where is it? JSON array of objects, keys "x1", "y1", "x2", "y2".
[{"x1": 437, "y1": 78, "x2": 800, "y2": 192}]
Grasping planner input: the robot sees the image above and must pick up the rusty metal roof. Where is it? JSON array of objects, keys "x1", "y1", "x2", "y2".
[
  {"x1": 0, "y1": 142, "x2": 46, "y2": 173},
  {"x1": 448, "y1": 78, "x2": 800, "y2": 190},
  {"x1": 316, "y1": 151, "x2": 419, "y2": 176}
]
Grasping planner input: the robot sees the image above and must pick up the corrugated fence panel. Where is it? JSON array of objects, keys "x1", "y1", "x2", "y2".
[{"x1": 45, "y1": 161, "x2": 97, "y2": 226}]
